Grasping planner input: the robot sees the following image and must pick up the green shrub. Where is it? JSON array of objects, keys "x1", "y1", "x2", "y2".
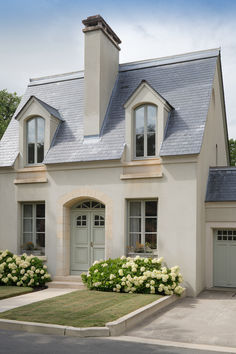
[
  {"x1": 81, "y1": 256, "x2": 184, "y2": 296},
  {"x1": 0, "y1": 250, "x2": 51, "y2": 287}
]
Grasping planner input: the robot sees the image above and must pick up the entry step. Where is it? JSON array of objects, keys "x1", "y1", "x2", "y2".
[{"x1": 47, "y1": 275, "x2": 86, "y2": 289}]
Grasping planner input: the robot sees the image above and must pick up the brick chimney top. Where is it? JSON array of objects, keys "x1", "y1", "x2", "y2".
[{"x1": 82, "y1": 15, "x2": 121, "y2": 49}]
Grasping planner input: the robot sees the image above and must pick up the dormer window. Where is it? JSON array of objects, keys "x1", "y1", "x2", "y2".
[
  {"x1": 27, "y1": 117, "x2": 45, "y2": 164},
  {"x1": 135, "y1": 104, "x2": 157, "y2": 158}
]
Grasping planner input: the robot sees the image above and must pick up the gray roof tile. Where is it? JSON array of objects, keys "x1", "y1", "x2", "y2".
[
  {"x1": 0, "y1": 49, "x2": 218, "y2": 166},
  {"x1": 206, "y1": 167, "x2": 236, "y2": 202}
]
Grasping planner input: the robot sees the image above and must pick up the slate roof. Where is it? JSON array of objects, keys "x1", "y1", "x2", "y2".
[
  {"x1": 0, "y1": 48, "x2": 219, "y2": 167},
  {"x1": 15, "y1": 96, "x2": 63, "y2": 121},
  {"x1": 206, "y1": 167, "x2": 236, "y2": 202}
]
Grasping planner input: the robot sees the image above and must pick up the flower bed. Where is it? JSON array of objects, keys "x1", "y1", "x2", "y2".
[
  {"x1": 82, "y1": 256, "x2": 184, "y2": 296},
  {"x1": 0, "y1": 249, "x2": 51, "y2": 287}
]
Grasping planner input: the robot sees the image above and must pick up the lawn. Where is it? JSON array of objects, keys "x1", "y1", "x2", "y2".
[
  {"x1": 0, "y1": 286, "x2": 33, "y2": 300},
  {"x1": 0, "y1": 290, "x2": 160, "y2": 327}
]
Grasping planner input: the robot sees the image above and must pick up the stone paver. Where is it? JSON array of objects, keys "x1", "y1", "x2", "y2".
[
  {"x1": 126, "y1": 290, "x2": 236, "y2": 348},
  {"x1": 0, "y1": 288, "x2": 76, "y2": 313}
]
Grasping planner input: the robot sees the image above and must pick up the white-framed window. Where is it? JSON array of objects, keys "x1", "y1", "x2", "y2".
[
  {"x1": 134, "y1": 104, "x2": 157, "y2": 158},
  {"x1": 22, "y1": 203, "x2": 45, "y2": 255},
  {"x1": 128, "y1": 200, "x2": 157, "y2": 252},
  {"x1": 27, "y1": 117, "x2": 45, "y2": 164}
]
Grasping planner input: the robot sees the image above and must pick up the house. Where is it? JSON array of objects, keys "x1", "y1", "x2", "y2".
[{"x1": 0, "y1": 14, "x2": 234, "y2": 296}]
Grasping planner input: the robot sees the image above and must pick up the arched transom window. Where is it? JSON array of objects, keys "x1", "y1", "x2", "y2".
[
  {"x1": 75, "y1": 200, "x2": 105, "y2": 209},
  {"x1": 27, "y1": 117, "x2": 45, "y2": 164},
  {"x1": 134, "y1": 104, "x2": 157, "y2": 158}
]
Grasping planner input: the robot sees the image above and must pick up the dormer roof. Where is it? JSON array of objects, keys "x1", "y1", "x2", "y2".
[{"x1": 14, "y1": 95, "x2": 63, "y2": 121}]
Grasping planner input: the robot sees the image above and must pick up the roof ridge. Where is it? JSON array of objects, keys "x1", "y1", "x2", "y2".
[{"x1": 120, "y1": 48, "x2": 220, "y2": 72}]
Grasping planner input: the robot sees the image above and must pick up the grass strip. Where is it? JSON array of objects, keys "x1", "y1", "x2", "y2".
[
  {"x1": 0, "y1": 286, "x2": 33, "y2": 300},
  {"x1": 0, "y1": 290, "x2": 161, "y2": 327}
]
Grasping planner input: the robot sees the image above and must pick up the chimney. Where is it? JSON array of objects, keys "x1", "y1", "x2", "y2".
[{"x1": 82, "y1": 15, "x2": 121, "y2": 137}]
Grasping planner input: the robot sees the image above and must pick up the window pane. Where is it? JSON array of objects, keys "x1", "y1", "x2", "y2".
[
  {"x1": 145, "y1": 201, "x2": 157, "y2": 216},
  {"x1": 37, "y1": 143, "x2": 44, "y2": 163},
  {"x1": 37, "y1": 118, "x2": 44, "y2": 144},
  {"x1": 36, "y1": 233, "x2": 45, "y2": 248},
  {"x1": 147, "y1": 133, "x2": 155, "y2": 156},
  {"x1": 28, "y1": 144, "x2": 35, "y2": 164},
  {"x1": 23, "y1": 233, "x2": 33, "y2": 244},
  {"x1": 36, "y1": 219, "x2": 45, "y2": 233},
  {"x1": 145, "y1": 234, "x2": 157, "y2": 249},
  {"x1": 147, "y1": 106, "x2": 156, "y2": 132},
  {"x1": 130, "y1": 202, "x2": 141, "y2": 216},
  {"x1": 136, "y1": 134, "x2": 144, "y2": 157},
  {"x1": 23, "y1": 219, "x2": 32, "y2": 233},
  {"x1": 24, "y1": 204, "x2": 32, "y2": 218},
  {"x1": 27, "y1": 119, "x2": 35, "y2": 144},
  {"x1": 135, "y1": 106, "x2": 144, "y2": 134},
  {"x1": 37, "y1": 118, "x2": 44, "y2": 163},
  {"x1": 130, "y1": 218, "x2": 141, "y2": 232},
  {"x1": 129, "y1": 234, "x2": 141, "y2": 248},
  {"x1": 36, "y1": 204, "x2": 45, "y2": 218},
  {"x1": 145, "y1": 218, "x2": 157, "y2": 232}
]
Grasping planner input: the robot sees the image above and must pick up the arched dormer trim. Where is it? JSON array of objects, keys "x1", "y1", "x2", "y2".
[
  {"x1": 123, "y1": 80, "x2": 173, "y2": 162},
  {"x1": 14, "y1": 96, "x2": 63, "y2": 168}
]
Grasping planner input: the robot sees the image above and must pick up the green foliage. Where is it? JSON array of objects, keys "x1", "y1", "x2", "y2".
[
  {"x1": 0, "y1": 89, "x2": 21, "y2": 139},
  {"x1": 229, "y1": 138, "x2": 236, "y2": 166},
  {"x1": 81, "y1": 256, "x2": 184, "y2": 296},
  {"x1": 0, "y1": 249, "x2": 51, "y2": 287}
]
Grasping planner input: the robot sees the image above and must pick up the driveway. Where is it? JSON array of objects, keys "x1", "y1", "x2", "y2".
[{"x1": 126, "y1": 290, "x2": 236, "y2": 348}]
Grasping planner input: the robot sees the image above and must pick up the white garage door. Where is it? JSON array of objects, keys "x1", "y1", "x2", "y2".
[{"x1": 214, "y1": 230, "x2": 236, "y2": 287}]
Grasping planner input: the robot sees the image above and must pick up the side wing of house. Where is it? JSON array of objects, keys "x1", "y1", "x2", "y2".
[{"x1": 196, "y1": 55, "x2": 230, "y2": 293}]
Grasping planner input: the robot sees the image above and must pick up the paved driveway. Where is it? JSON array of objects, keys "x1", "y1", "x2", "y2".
[{"x1": 126, "y1": 290, "x2": 236, "y2": 348}]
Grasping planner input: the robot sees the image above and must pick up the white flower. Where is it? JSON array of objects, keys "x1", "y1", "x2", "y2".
[
  {"x1": 121, "y1": 281, "x2": 126, "y2": 286},
  {"x1": 116, "y1": 284, "x2": 121, "y2": 289},
  {"x1": 102, "y1": 263, "x2": 108, "y2": 267},
  {"x1": 94, "y1": 269, "x2": 98, "y2": 273},
  {"x1": 40, "y1": 269, "x2": 44, "y2": 275},
  {"x1": 93, "y1": 260, "x2": 100, "y2": 265},
  {"x1": 162, "y1": 274, "x2": 168, "y2": 282},
  {"x1": 36, "y1": 269, "x2": 40, "y2": 274},
  {"x1": 43, "y1": 265, "x2": 47, "y2": 269},
  {"x1": 146, "y1": 283, "x2": 150, "y2": 288},
  {"x1": 118, "y1": 269, "x2": 124, "y2": 276},
  {"x1": 144, "y1": 258, "x2": 149, "y2": 264},
  {"x1": 131, "y1": 267, "x2": 137, "y2": 273},
  {"x1": 140, "y1": 267, "x2": 145, "y2": 272},
  {"x1": 120, "y1": 256, "x2": 126, "y2": 260},
  {"x1": 110, "y1": 274, "x2": 115, "y2": 280},
  {"x1": 150, "y1": 280, "x2": 155, "y2": 285}
]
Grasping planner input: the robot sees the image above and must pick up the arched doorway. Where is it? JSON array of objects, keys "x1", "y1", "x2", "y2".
[{"x1": 70, "y1": 200, "x2": 105, "y2": 274}]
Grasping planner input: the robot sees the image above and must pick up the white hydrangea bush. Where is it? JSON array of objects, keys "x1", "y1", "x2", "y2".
[
  {"x1": 81, "y1": 256, "x2": 185, "y2": 296},
  {"x1": 0, "y1": 250, "x2": 51, "y2": 287}
]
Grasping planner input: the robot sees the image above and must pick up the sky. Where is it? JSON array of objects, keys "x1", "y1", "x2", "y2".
[{"x1": 1, "y1": 0, "x2": 236, "y2": 137}]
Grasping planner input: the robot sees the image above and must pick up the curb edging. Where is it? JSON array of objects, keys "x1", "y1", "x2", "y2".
[{"x1": 0, "y1": 291, "x2": 185, "y2": 337}]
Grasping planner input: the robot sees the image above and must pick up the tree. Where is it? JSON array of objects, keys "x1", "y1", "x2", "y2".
[
  {"x1": 0, "y1": 89, "x2": 21, "y2": 139},
  {"x1": 229, "y1": 138, "x2": 236, "y2": 166}
]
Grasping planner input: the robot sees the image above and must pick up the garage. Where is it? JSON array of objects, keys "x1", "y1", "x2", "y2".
[{"x1": 214, "y1": 229, "x2": 236, "y2": 287}]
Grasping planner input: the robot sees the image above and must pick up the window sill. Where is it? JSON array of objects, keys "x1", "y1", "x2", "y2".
[
  {"x1": 20, "y1": 253, "x2": 47, "y2": 262},
  {"x1": 127, "y1": 252, "x2": 157, "y2": 258},
  {"x1": 14, "y1": 177, "x2": 47, "y2": 184},
  {"x1": 120, "y1": 172, "x2": 162, "y2": 180}
]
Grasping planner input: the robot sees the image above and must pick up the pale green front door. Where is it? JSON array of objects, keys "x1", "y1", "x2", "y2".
[
  {"x1": 213, "y1": 230, "x2": 236, "y2": 287},
  {"x1": 71, "y1": 210, "x2": 105, "y2": 274}
]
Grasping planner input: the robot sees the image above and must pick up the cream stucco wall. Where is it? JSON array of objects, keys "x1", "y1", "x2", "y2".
[
  {"x1": 0, "y1": 156, "x2": 198, "y2": 295},
  {"x1": 196, "y1": 59, "x2": 229, "y2": 294}
]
